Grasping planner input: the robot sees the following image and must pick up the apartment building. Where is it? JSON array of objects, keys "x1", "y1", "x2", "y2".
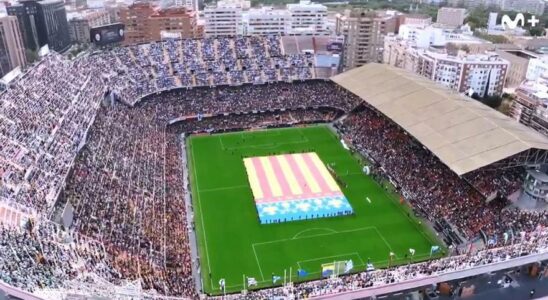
[
  {"x1": 203, "y1": 0, "x2": 330, "y2": 37},
  {"x1": 336, "y1": 9, "x2": 397, "y2": 70},
  {"x1": 436, "y1": 7, "x2": 465, "y2": 27},
  {"x1": 243, "y1": 7, "x2": 290, "y2": 36},
  {"x1": 510, "y1": 75, "x2": 548, "y2": 137},
  {"x1": 120, "y1": 2, "x2": 198, "y2": 44},
  {"x1": 203, "y1": 0, "x2": 249, "y2": 36},
  {"x1": 286, "y1": 0, "x2": 328, "y2": 36},
  {"x1": 384, "y1": 40, "x2": 509, "y2": 96}
]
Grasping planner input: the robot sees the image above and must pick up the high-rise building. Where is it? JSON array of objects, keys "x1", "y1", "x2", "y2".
[
  {"x1": 7, "y1": 0, "x2": 71, "y2": 52},
  {"x1": 68, "y1": 9, "x2": 111, "y2": 44},
  {"x1": 120, "y1": 2, "x2": 198, "y2": 44},
  {"x1": 436, "y1": 7, "x2": 466, "y2": 27},
  {"x1": 0, "y1": 16, "x2": 26, "y2": 77},
  {"x1": 336, "y1": 10, "x2": 397, "y2": 70},
  {"x1": 203, "y1": 0, "x2": 249, "y2": 37}
]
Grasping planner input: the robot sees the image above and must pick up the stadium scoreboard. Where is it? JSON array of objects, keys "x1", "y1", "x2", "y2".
[{"x1": 90, "y1": 23, "x2": 125, "y2": 46}]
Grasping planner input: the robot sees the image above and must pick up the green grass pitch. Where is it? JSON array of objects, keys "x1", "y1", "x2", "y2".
[{"x1": 187, "y1": 125, "x2": 443, "y2": 294}]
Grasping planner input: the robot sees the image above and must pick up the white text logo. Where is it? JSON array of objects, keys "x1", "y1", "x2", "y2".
[{"x1": 501, "y1": 13, "x2": 539, "y2": 30}]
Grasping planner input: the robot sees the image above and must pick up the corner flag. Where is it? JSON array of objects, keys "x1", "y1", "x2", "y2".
[
  {"x1": 219, "y1": 278, "x2": 225, "y2": 290},
  {"x1": 344, "y1": 260, "x2": 354, "y2": 274}
]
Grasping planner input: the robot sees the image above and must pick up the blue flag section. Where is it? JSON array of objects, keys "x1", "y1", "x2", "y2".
[
  {"x1": 297, "y1": 269, "x2": 308, "y2": 277},
  {"x1": 430, "y1": 245, "x2": 441, "y2": 255},
  {"x1": 257, "y1": 196, "x2": 353, "y2": 224}
]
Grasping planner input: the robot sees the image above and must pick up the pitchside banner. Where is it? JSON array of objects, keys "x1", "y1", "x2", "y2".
[{"x1": 90, "y1": 23, "x2": 125, "y2": 46}]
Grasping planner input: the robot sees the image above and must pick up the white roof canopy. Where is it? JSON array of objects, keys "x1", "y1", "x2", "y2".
[{"x1": 331, "y1": 63, "x2": 548, "y2": 175}]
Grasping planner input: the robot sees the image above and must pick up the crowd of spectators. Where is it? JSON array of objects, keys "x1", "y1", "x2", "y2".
[
  {"x1": 0, "y1": 220, "x2": 121, "y2": 293},
  {"x1": 0, "y1": 54, "x2": 104, "y2": 213},
  {"x1": 337, "y1": 106, "x2": 548, "y2": 241},
  {"x1": 98, "y1": 36, "x2": 316, "y2": 106},
  {"x1": 464, "y1": 160, "x2": 525, "y2": 199}
]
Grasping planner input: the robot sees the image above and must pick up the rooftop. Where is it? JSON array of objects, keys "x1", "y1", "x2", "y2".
[{"x1": 331, "y1": 63, "x2": 548, "y2": 175}]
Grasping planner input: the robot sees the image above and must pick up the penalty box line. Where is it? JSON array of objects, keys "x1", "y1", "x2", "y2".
[
  {"x1": 253, "y1": 226, "x2": 377, "y2": 247},
  {"x1": 251, "y1": 226, "x2": 388, "y2": 282}
]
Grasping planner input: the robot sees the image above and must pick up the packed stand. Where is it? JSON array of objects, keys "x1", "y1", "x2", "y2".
[
  {"x1": 337, "y1": 106, "x2": 548, "y2": 241},
  {"x1": 464, "y1": 158, "x2": 525, "y2": 199},
  {"x1": 0, "y1": 220, "x2": 120, "y2": 293},
  {"x1": 97, "y1": 36, "x2": 316, "y2": 106},
  {"x1": 0, "y1": 54, "x2": 104, "y2": 213}
]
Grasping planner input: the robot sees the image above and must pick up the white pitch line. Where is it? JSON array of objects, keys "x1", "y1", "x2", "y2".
[
  {"x1": 297, "y1": 252, "x2": 360, "y2": 265},
  {"x1": 251, "y1": 244, "x2": 266, "y2": 282},
  {"x1": 199, "y1": 185, "x2": 249, "y2": 193},
  {"x1": 253, "y1": 226, "x2": 377, "y2": 247},
  {"x1": 190, "y1": 142, "x2": 214, "y2": 289},
  {"x1": 373, "y1": 227, "x2": 397, "y2": 258},
  {"x1": 292, "y1": 227, "x2": 337, "y2": 239}
]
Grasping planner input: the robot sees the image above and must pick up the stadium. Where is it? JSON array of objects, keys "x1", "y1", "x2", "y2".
[{"x1": 0, "y1": 35, "x2": 546, "y2": 300}]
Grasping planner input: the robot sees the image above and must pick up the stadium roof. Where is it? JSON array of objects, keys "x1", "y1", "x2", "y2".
[{"x1": 331, "y1": 63, "x2": 548, "y2": 175}]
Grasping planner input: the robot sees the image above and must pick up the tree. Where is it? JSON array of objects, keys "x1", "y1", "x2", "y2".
[
  {"x1": 529, "y1": 27, "x2": 545, "y2": 37},
  {"x1": 481, "y1": 95, "x2": 503, "y2": 109},
  {"x1": 25, "y1": 49, "x2": 39, "y2": 64},
  {"x1": 465, "y1": 6, "x2": 489, "y2": 30}
]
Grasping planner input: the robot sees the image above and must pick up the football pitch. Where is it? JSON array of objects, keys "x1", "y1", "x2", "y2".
[{"x1": 187, "y1": 125, "x2": 443, "y2": 294}]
